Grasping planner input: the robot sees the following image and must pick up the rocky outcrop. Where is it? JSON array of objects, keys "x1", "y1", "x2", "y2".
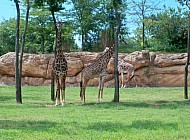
[{"x1": 0, "y1": 51, "x2": 189, "y2": 87}]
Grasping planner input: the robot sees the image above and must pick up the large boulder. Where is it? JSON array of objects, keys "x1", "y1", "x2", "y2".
[{"x1": 0, "y1": 51, "x2": 190, "y2": 87}]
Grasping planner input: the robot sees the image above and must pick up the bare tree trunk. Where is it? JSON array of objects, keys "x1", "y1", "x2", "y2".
[
  {"x1": 41, "y1": 35, "x2": 45, "y2": 54},
  {"x1": 82, "y1": 30, "x2": 85, "y2": 51},
  {"x1": 14, "y1": 0, "x2": 22, "y2": 104},
  {"x1": 113, "y1": 0, "x2": 121, "y2": 102},
  {"x1": 184, "y1": 15, "x2": 190, "y2": 99},
  {"x1": 18, "y1": 0, "x2": 30, "y2": 104},
  {"x1": 142, "y1": 2, "x2": 145, "y2": 50},
  {"x1": 50, "y1": 10, "x2": 57, "y2": 101},
  {"x1": 142, "y1": 21, "x2": 145, "y2": 50}
]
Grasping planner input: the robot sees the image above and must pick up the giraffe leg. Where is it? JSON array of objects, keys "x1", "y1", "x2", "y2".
[
  {"x1": 125, "y1": 72, "x2": 133, "y2": 88},
  {"x1": 55, "y1": 76, "x2": 61, "y2": 106},
  {"x1": 134, "y1": 77, "x2": 137, "y2": 87},
  {"x1": 98, "y1": 76, "x2": 105, "y2": 103},
  {"x1": 61, "y1": 77, "x2": 66, "y2": 106},
  {"x1": 80, "y1": 79, "x2": 88, "y2": 104},
  {"x1": 121, "y1": 72, "x2": 124, "y2": 88}
]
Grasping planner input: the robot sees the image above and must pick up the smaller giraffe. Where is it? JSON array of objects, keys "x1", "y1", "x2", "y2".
[
  {"x1": 53, "y1": 21, "x2": 68, "y2": 106},
  {"x1": 118, "y1": 59, "x2": 136, "y2": 88},
  {"x1": 103, "y1": 47, "x2": 136, "y2": 88},
  {"x1": 80, "y1": 44, "x2": 115, "y2": 103}
]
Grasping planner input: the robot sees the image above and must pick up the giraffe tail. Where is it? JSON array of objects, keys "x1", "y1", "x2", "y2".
[
  {"x1": 80, "y1": 81, "x2": 82, "y2": 97},
  {"x1": 129, "y1": 74, "x2": 134, "y2": 81}
]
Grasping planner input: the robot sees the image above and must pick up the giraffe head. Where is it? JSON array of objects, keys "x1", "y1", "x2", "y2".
[
  {"x1": 103, "y1": 44, "x2": 115, "y2": 53},
  {"x1": 56, "y1": 21, "x2": 62, "y2": 32}
]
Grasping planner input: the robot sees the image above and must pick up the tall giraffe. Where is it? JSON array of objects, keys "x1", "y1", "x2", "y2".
[
  {"x1": 53, "y1": 21, "x2": 68, "y2": 106},
  {"x1": 80, "y1": 44, "x2": 115, "y2": 103}
]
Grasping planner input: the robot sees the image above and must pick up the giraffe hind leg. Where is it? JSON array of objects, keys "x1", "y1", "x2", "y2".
[{"x1": 80, "y1": 80, "x2": 88, "y2": 104}]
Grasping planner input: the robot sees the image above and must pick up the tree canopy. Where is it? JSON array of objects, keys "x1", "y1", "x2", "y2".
[{"x1": 0, "y1": 0, "x2": 189, "y2": 56}]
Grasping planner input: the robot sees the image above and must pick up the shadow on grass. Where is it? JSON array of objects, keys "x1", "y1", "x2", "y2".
[
  {"x1": 87, "y1": 120, "x2": 178, "y2": 132},
  {"x1": 0, "y1": 120, "x2": 56, "y2": 132},
  {"x1": 0, "y1": 95, "x2": 14, "y2": 102},
  {"x1": 82, "y1": 100, "x2": 190, "y2": 109},
  {"x1": 131, "y1": 120, "x2": 178, "y2": 130}
]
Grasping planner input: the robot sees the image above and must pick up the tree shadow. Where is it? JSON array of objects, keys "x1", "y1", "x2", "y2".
[
  {"x1": 0, "y1": 95, "x2": 14, "y2": 102},
  {"x1": 131, "y1": 120, "x2": 178, "y2": 130},
  {"x1": 81, "y1": 100, "x2": 190, "y2": 109},
  {"x1": 0, "y1": 120, "x2": 56, "y2": 132},
  {"x1": 87, "y1": 120, "x2": 178, "y2": 132}
]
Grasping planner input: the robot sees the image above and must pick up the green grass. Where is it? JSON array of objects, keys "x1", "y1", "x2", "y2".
[{"x1": 0, "y1": 86, "x2": 190, "y2": 140}]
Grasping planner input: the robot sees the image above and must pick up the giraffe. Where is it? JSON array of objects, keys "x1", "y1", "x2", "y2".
[
  {"x1": 103, "y1": 47, "x2": 136, "y2": 88},
  {"x1": 53, "y1": 21, "x2": 68, "y2": 106},
  {"x1": 117, "y1": 59, "x2": 136, "y2": 88},
  {"x1": 80, "y1": 44, "x2": 115, "y2": 103}
]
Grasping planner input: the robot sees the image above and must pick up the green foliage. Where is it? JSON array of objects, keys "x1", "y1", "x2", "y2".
[
  {"x1": 0, "y1": 86, "x2": 190, "y2": 139},
  {"x1": 0, "y1": 1, "x2": 189, "y2": 55},
  {"x1": 129, "y1": 7, "x2": 188, "y2": 53},
  {"x1": 147, "y1": 8, "x2": 188, "y2": 53},
  {"x1": 0, "y1": 19, "x2": 16, "y2": 55}
]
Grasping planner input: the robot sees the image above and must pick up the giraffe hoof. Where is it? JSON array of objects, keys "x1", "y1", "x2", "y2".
[
  {"x1": 55, "y1": 103, "x2": 60, "y2": 106},
  {"x1": 98, "y1": 99, "x2": 102, "y2": 103},
  {"x1": 55, "y1": 102, "x2": 61, "y2": 106}
]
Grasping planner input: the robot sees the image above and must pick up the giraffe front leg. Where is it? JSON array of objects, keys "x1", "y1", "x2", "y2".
[
  {"x1": 61, "y1": 89, "x2": 65, "y2": 106},
  {"x1": 55, "y1": 88, "x2": 61, "y2": 106},
  {"x1": 121, "y1": 72, "x2": 124, "y2": 88},
  {"x1": 98, "y1": 76, "x2": 104, "y2": 103},
  {"x1": 61, "y1": 77, "x2": 66, "y2": 106},
  {"x1": 55, "y1": 77, "x2": 61, "y2": 106}
]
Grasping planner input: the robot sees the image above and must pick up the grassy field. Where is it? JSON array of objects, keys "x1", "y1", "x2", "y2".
[{"x1": 0, "y1": 86, "x2": 190, "y2": 140}]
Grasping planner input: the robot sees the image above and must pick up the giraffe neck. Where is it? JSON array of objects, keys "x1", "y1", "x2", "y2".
[
  {"x1": 56, "y1": 30, "x2": 63, "y2": 56},
  {"x1": 99, "y1": 47, "x2": 114, "y2": 64}
]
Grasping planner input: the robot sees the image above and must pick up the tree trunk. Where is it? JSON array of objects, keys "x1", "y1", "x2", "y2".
[
  {"x1": 82, "y1": 29, "x2": 85, "y2": 51},
  {"x1": 18, "y1": 0, "x2": 30, "y2": 104},
  {"x1": 113, "y1": 0, "x2": 121, "y2": 102},
  {"x1": 41, "y1": 35, "x2": 45, "y2": 54},
  {"x1": 184, "y1": 15, "x2": 190, "y2": 99},
  {"x1": 50, "y1": 10, "x2": 57, "y2": 101},
  {"x1": 142, "y1": 21, "x2": 145, "y2": 50},
  {"x1": 14, "y1": 0, "x2": 22, "y2": 104}
]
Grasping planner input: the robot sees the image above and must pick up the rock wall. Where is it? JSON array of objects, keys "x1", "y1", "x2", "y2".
[{"x1": 0, "y1": 51, "x2": 189, "y2": 87}]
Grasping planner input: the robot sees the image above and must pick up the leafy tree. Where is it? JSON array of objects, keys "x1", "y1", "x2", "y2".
[
  {"x1": 27, "y1": 8, "x2": 54, "y2": 53},
  {"x1": 147, "y1": 7, "x2": 188, "y2": 52},
  {"x1": 71, "y1": 0, "x2": 101, "y2": 51},
  {"x1": 0, "y1": 19, "x2": 16, "y2": 56},
  {"x1": 127, "y1": 0, "x2": 161, "y2": 49}
]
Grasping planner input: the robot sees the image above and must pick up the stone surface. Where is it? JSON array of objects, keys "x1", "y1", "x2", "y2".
[{"x1": 0, "y1": 51, "x2": 190, "y2": 87}]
